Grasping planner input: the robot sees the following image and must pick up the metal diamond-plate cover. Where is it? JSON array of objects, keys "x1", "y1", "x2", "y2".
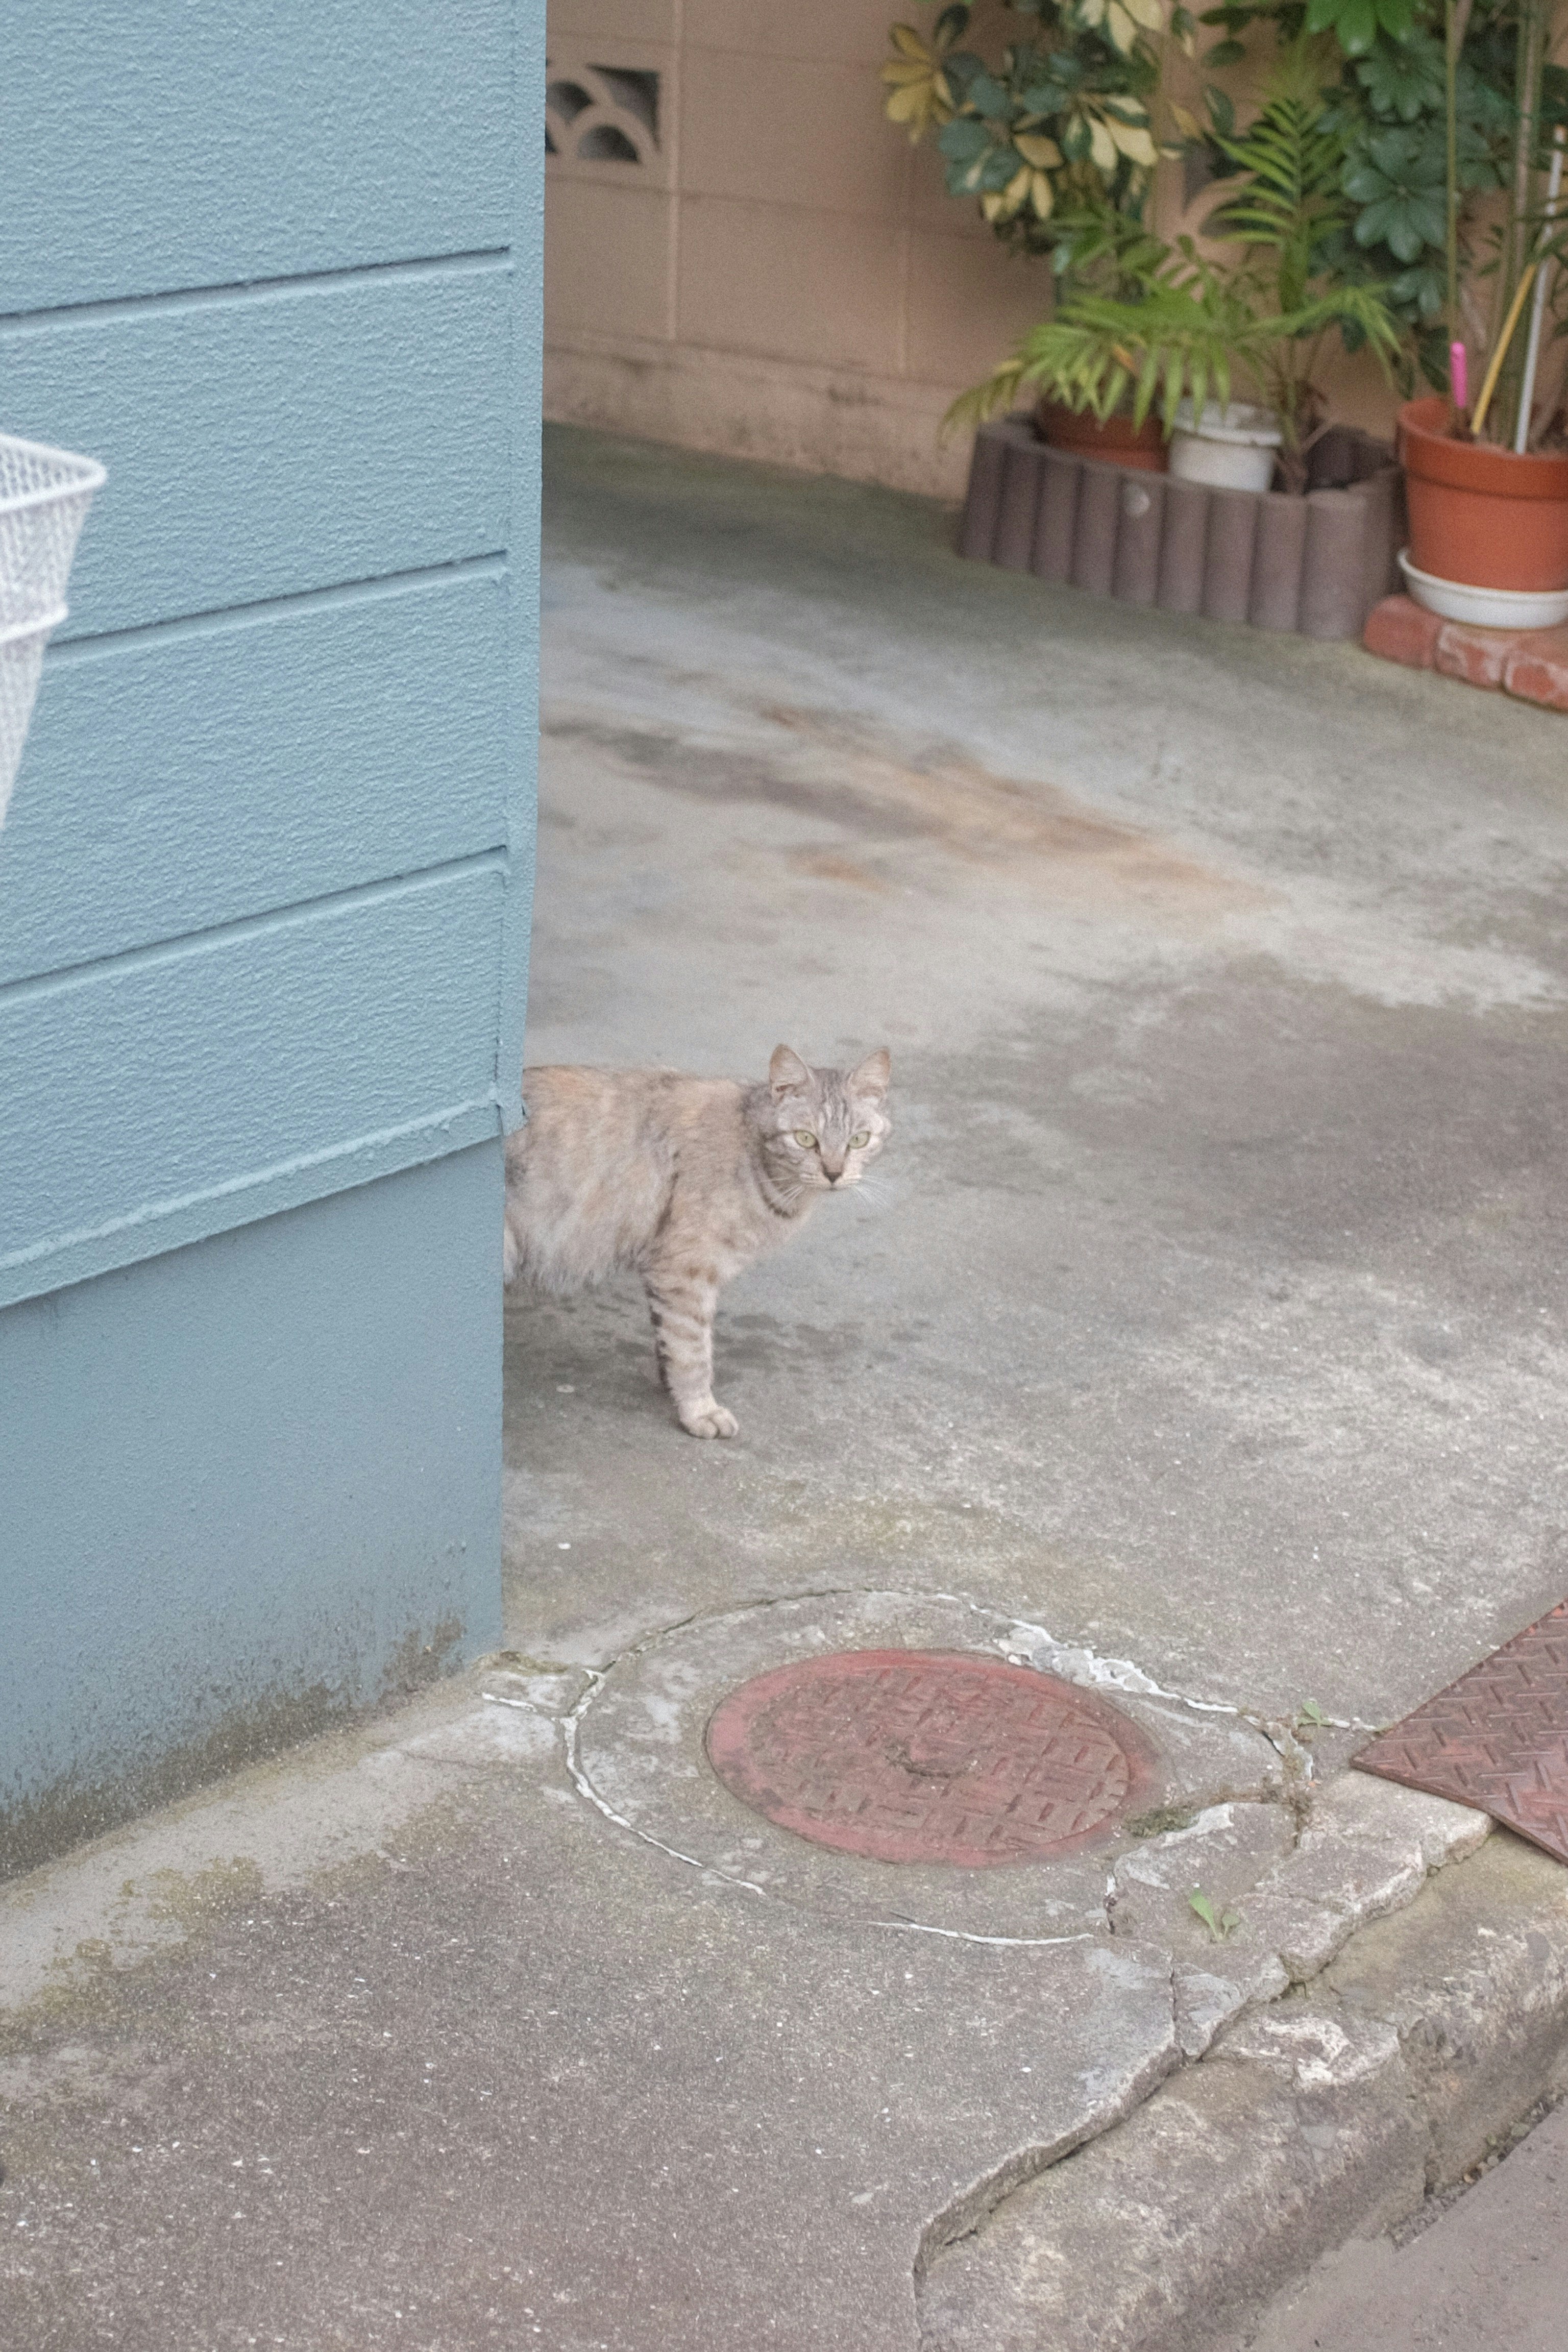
[
  {"x1": 704, "y1": 1649, "x2": 1159, "y2": 1867},
  {"x1": 1354, "y1": 1599, "x2": 1568, "y2": 1865}
]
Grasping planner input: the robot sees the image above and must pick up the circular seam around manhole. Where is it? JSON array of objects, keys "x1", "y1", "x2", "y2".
[{"x1": 704, "y1": 1649, "x2": 1161, "y2": 1868}]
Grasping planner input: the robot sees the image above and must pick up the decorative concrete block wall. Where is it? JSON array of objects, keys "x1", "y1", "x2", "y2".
[
  {"x1": 0, "y1": 1, "x2": 542, "y2": 1875},
  {"x1": 543, "y1": 0, "x2": 1048, "y2": 497},
  {"x1": 959, "y1": 416, "x2": 1401, "y2": 640}
]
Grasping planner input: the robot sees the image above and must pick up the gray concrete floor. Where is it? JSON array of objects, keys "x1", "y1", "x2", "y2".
[
  {"x1": 6, "y1": 425, "x2": 1568, "y2": 2351},
  {"x1": 1248, "y1": 2095, "x2": 1568, "y2": 2350},
  {"x1": 509, "y1": 423, "x2": 1568, "y2": 1723}
]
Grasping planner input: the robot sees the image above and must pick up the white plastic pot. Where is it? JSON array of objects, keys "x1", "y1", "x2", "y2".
[
  {"x1": 0, "y1": 431, "x2": 105, "y2": 828},
  {"x1": 1397, "y1": 547, "x2": 1568, "y2": 630},
  {"x1": 1168, "y1": 401, "x2": 1282, "y2": 494}
]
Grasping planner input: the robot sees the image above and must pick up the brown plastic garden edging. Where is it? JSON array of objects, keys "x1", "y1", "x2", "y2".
[{"x1": 959, "y1": 414, "x2": 1403, "y2": 641}]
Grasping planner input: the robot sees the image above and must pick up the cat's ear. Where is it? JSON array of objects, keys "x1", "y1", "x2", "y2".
[
  {"x1": 769, "y1": 1045, "x2": 813, "y2": 1098},
  {"x1": 849, "y1": 1048, "x2": 891, "y2": 1101}
]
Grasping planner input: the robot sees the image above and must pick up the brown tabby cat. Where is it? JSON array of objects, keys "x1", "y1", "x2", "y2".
[{"x1": 503, "y1": 1045, "x2": 892, "y2": 1437}]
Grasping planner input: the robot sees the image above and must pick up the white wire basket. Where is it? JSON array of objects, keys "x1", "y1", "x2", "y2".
[{"x1": 1, "y1": 431, "x2": 106, "y2": 828}]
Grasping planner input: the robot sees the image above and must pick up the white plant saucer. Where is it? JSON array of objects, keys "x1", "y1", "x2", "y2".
[{"x1": 1399, "y1": 548, "x2": 1568, "y2": 630}]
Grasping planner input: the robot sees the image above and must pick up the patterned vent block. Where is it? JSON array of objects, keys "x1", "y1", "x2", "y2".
[
  {"x1": 545, "y1": 62, "x2": 659, "y2": 168},
  {"x1": 1355, "y1": 1600, "x2": 1568, "y2": 1865}
]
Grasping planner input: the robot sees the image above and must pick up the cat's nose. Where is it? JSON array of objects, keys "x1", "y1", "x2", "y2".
[{"x1": 823, "y1": 1161, "x2": 847, "y2": 1184}]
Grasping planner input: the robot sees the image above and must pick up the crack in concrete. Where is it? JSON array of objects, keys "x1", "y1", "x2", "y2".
[
  {"x1": 546, "y1": 1650, "x2": 1097, "y2": 1949},
  {"x1": 512, "y1": 1582, "x2": 1485, "y2": 2302},
  {"x1": 514, "y1": 1585, "x2": 1334, "y2": 1951},
  {"x1": 864, "y1": 1920, "x2": 1093, "y2": 1951},
  {"x1": 557, "y1": 1666, "x2": 773, "y2": 1902},
  {"x1": 992, "y1": 1605, "x2": 1377, "y2": 1771},
  {"x1": 525, "y1": 1582, "x2": 1208, "y2": 1946},
  {"x1": 912, "y1": 1964, "x2": 1187, "y2": 2275}
]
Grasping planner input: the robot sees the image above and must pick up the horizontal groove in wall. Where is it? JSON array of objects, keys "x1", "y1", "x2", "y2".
[
  {"x1": 543, "y1": 322, "x2": 965, "y2": 393},
  {"x1": 0, "y1": 248, "x2": 512, "y2": 332},
  {"x1": 0, "y1": 1099, "x2": 502, "y2": 1310},
  {"x1": 0, "y1": 849, "x2": 508, "y2": 1008},
  {"x1": 47, "y1": 552, "x2": 508, "y2": 664}
]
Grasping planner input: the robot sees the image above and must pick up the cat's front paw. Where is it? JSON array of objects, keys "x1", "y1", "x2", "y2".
[{"x1": 679, "y1": 1397, "x2": 739, "y2": 1439}]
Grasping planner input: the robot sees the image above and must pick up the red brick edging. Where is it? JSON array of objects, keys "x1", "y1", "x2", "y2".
[{"x1": 1363, "y1": 593, "x2": 1568, "y2": 712}]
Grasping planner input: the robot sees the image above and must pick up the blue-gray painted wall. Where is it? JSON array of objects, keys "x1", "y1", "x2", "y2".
[{"x1": 0, "y1": 2, "x2": 542, "y2": 1875}]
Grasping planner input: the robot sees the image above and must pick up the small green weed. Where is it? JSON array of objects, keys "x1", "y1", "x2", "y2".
[{"x1": 1188, "y1": 1887, "x2": 1242, "y2": 1942}]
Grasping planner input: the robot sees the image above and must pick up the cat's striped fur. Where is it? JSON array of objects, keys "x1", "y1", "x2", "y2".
[{"x1": 503, "y1": 1045, "x2": 892, "y2": 1437}]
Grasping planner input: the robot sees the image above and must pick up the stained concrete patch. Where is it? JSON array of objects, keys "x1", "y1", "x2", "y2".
[
  {"x1": 544, "y1": 701, "x2": 1263, "y2": 917},
  {"x1": 518, "y1": 472, "x2": 1568, "y2": 1733},
  {"x1": 0, "y1": 1673, "x2": 577, "y2": 2018}
]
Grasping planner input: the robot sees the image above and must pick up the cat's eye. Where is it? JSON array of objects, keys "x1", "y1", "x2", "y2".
[
  {"x1": 794, "y1": 1130, "x2": 818, "y2": 1148},
  {"x1": 849, "y1": 1131, "x2": 871, "y2": 1149}
]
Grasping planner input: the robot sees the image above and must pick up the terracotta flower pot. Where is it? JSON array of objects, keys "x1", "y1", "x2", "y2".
[
  {"x1": 1399, "y1": 394, "x2": 1568, "y2": 592},
  {"x1": 1036, "y1": 399, "x2": 1167, "y2": 473}
]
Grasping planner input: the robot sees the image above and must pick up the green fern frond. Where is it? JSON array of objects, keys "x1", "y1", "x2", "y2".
[
  {"x1": 940, "y1": 357, "x2": 1026, "y2": 437},
  {"x1": 1266, "y1": 284, "x2": 1404, "y2": 363}
]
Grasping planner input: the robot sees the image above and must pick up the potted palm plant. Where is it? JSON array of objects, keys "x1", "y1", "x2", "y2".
[{"x1": 949, "y1": 51, "x2": 1404, "y2": 495}]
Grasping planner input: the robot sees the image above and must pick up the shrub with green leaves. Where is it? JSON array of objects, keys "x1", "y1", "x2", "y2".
[
  {"x1": 947, "y1": 55, "x2": 1403, "y2": 488},
  {"x1": 883, "y1": 0, "x2": 1185, "y2": 262},
  {"x1": 1320, "y1": 17, "x2": 1513, "y2": 381},
  {"x1": 1199, "y1": 0, "x2": 1565, "y2": 385}
]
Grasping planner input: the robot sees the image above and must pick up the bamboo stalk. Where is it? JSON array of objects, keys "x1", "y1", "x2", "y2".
[
  {"x1": 1498, "y1": 0, "x2": 1548, "y2": 423},
  {"x1": 1444, "y1": 0, "x2": 1461, "y2": 355},
  {"x1": 1514, "y1": 127, "x2": 1565, "y2": 453},
  {"x1": 1472, "y1": 261, "x2": 1539, "y2": 438}
]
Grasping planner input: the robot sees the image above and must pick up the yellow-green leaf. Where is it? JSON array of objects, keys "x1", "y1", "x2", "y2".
[
  {"x1": 881, "y1": 36, "x2": 952, "y2": 138},
  {"x1": 1089, "y1": 116, "x2": 1119, "y2": 174},
  {"x1": 982, "y1": 164, "x2": 1033, "y2": 222},
  {"x1": 1109, "y1": 120, "x2": 1159, "y2": 165},
  {"x1": 1015, "y1": 132, "x2": 1063, "y2": 168},
  {"x1": 1106, "y1": 1, "x2": 1139, "y2": 52}
]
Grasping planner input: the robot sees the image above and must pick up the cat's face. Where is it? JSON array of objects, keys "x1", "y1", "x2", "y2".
[{"x1": 761, "y1": 1045, "x2": 892, "y2": 1192}]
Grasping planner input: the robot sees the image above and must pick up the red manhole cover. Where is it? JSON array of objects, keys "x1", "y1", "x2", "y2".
[{"x1": 704, "y1": 1649, "x2": 1159, "y2": 1867}]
